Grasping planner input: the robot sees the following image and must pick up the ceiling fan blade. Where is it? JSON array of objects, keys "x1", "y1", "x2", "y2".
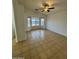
[
  {"x1": 47, "y1": 10, "x2": 50, "y2": 12},
  {"x1": 41, "y1": 10, "x2": 44, "y2": 12},
  {"x1": 48, "y1": 7, "x2": 55, "y2": 9},
  {"x1": 35, "y1": 9, "x2": 39, "y2": 11}
]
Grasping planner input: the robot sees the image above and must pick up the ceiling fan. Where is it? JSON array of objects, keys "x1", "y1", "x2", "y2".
[{"x1": 35, "y1": 0, "x2": 55, "y2": 12}]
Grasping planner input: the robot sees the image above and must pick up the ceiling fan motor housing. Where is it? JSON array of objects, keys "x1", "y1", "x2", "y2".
[{"x1": 43, "y1": 3, "x2": 49, "y2": 8}]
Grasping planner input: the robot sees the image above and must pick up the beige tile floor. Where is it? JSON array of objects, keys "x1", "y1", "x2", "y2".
[{"x1": 12, "y1": 30, "x2": 67, "y2": 59}]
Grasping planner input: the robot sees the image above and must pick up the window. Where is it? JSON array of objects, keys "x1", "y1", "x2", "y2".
[
  {"x1": 27, "y1": 17, "x2": 45, "y2": 28},
  {"x1": 31, "y1": 17, "x2": 40, "y2": 26},
  {"x1": 41, "y1": 18, "x2": 44, "y2": 26},
  {"x1": 27, "y1": 18, "x2": 31, "y2": 27},
  {"x1": 32, "y1": 17, "x2": 36, "y2": 26},
  {"x1": 35, "y1": 18, "x2": 40, "y2": 26}
]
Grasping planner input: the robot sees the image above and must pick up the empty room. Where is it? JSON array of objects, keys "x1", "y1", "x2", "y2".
[{"x1": 12, "y1": 0, "x2": 67, "y2": 59}]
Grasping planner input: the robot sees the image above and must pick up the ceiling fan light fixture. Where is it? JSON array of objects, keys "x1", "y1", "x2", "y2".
[
  {"x1": 45, "y1": 8, "x2": 48, "y2": 11},
  {"x1": 44, "y1": 6, "x2": 48, "y2": 11}
]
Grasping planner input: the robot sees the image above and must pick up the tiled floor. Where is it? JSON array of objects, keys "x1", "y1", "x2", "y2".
[{"x1": 12, "y1": 30, "x2": 67, "y2": 59}]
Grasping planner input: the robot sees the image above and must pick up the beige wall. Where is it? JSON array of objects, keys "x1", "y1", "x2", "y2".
[
  {"x1": 13, "y1": 0, "x2": 26, "y2": 42},
  {"x1": 46, "y1": 10, "x2": 67, "y2": 36},
  {"x1": 12, "y1": 10, "x2": 14, "y2": 38}
]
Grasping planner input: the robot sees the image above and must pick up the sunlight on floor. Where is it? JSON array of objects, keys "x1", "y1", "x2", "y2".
[{"x1": 13, "y1": 30, "x2": 67, "y2": 59}]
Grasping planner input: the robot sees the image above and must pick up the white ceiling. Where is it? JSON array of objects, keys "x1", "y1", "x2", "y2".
[{"x1": 17, "y1": 0, "x2": 67, "y2": 15}]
